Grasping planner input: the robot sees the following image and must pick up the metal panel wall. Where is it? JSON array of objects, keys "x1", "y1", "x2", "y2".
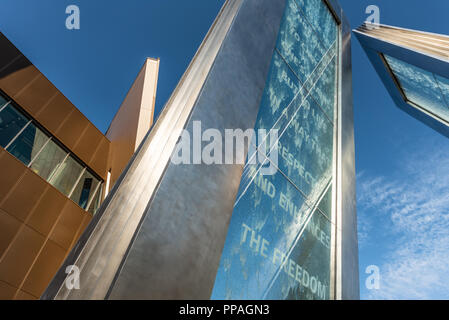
[{"x1": 0, "y1": 148, "x2": 92, "y2": 299}]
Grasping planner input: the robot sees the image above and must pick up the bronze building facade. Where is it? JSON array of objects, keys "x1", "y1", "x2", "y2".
[{"x1": 0, "y1": 32, "x2": 159, "y2": 299}]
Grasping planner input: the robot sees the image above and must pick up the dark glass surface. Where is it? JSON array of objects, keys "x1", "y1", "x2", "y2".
[
  {"x1": 0, "y1": 104, "x2": 29, "y2": 148},
  {"x1": 7, "y1": 122, "x2": 49, "y2": 166}
]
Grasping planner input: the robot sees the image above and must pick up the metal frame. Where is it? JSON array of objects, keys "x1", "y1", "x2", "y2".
[{"x1": 354, "y1": 24, "x2": 449, "y2": 138}]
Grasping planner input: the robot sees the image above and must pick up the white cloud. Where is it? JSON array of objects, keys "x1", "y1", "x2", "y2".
[{"x1": 357, "y1": 144, "x2": 449, "y2": 299}]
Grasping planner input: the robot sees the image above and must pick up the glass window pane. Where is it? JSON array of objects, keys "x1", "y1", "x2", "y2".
[
  {"x1": 276, "y1": 0, "x2": 326, "y2": 84},
  {"x1": 0, "y1": 104, "x2": 29, "y2": 148},
  {"x1": 87, "y1": 184, "x2": 102, "y2": 215},
  {"x1": 253, "y1": 51, "x2": 301, "y2": 136},
  {"x1": 6, "y1": 122, "x2": 49, "y2": 166},
  {"x1": 70, "y1": 170, "x2": 100, "y2": 209},
  {"x1": 310, "y1": 55, "x2": 337, "y2": 121},
  {"x1": 434, "y1": 74, "x2": 449, "y2": 110},
  {"x1": 296, "y1": 0, "x2": 338, "y2": 50},
  {"x1": 49, "y1": 155, "x2": 83, "y2": 196},
  {"x1": 271, "y1": 94, "x2": 334, "y2": 204},
  {"x1": 29, "y1": 139, "x2": 68, "y2": 180}
]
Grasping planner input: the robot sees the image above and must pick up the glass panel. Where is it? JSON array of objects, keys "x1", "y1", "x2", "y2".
[
  {"x1": 310, "y1": 55, "x2": 337, "y2": 121},
  {"x1": 253, "y1": 51, "x2": 301, "y2": 137},
  {"x1": 87, "y1": 184, "x2": 102, "y2": 215},
  {"x1": 29, "y1": 139, "x2": 68, "y2": 180},
  {"x1": 276, "y1": 0, "x2": 326, "y2": 84},
  {"x1": 252, "y1": 40, "x2": 336, "y2": 161},
  {"x1": 296, "y1": 0, "x2": 338, "y2": 50},
  {"x1": 70, "y1": 170, "x2": 100, "y2": 209},
  {"x1": 272, "y1": 94, "x2": 334, "y2": 205},
  {"x1": 385, "y1": 55, "x2": 449, "y2": 123},
  {"x1": 6, "y1": 122, "x2": 50, "y2": 166},
  {"x1": 265, "y1": 206, "x2": 331, "y2": 300},
  {"x1": 211, "y1": 159, "x2": 313, "y2": 299},
  {"x1": 0, "y1": 104, "x2": 29, "y2": 148},
  {"x1": 49, "y1": 155, "x2": 83, "y2": 196},
  {"x1": 434, "y1": 74, "x2": 449, "y2": 110}
]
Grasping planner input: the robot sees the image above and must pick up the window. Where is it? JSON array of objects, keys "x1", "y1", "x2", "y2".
[
  {"x1": 7, "y1": 122, "x2": 50, "y2": 166},
  {"x1": 70, "y1": 170, "x2": 101, "y2": 210},
  {"x1": 29, "y1": 138, "x2": 68, "y2": 180},
  {"x1": 49, "y1": 155, "x2": 84, "y2": 196},
  {"x1": 0, "y1": 103, "x2": 29, "y2": 148}
]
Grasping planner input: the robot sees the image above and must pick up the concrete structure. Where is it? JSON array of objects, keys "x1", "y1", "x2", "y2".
[
  {"x1": 43, "y1": 0, "x2": 358, "y2": 300},
  {"x1": 0, "y1": 32, "x2": 159, "y2": 299},
  {"x1": 355, "y1": 23, "x2": 449, "y2": 138}
]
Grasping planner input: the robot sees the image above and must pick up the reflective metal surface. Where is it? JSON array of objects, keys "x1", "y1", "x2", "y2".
[
  {"x1": 336, "y1": 9, "x2": 359, "y2": 300},
  {"x1": 43, "y1": 0, "x2": 358, "y2": 300}
]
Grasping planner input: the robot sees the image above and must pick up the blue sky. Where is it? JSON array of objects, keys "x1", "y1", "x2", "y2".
[{"x1": 1, "y1": 0, "x2": 449, "y2": 299}]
